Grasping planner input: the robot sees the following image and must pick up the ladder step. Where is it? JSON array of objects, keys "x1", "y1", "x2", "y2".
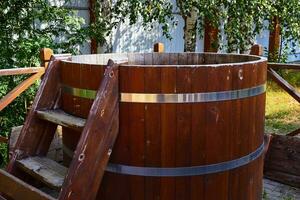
[
  {"x1": 16, "y1": 157, "x2": 68, "y2": 190},
  {"x1": 36, "y1": 109, "x2": 86, "y2": 130}
]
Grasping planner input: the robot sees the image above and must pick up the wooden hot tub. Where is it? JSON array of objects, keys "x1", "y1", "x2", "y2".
[{"x1": 60, "y1": 53, "x2": 267, "y2": 200}]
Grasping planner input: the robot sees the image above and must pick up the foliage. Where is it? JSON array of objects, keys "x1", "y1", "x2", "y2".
[
  {"x1": 113, "y1": 0, "x2": 300, "y2": 54},
  {"x1": 265, "y1": 83, "x2": 300, "y2": 135},
  {"x1": 0, "y1": 0, "x2": 86, "y2": 164},
  {"x1": 113, "y1": 0, "x2": 175, "y2": 39}
]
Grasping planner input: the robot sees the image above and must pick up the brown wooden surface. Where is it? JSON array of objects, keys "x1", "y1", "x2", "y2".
[
  {"x1": 0, "y1": 71, "x2": 44, "y2": 112},
  {"x1": 16, "y1": 157, "x2": 67, "y2": 190},
  {"x1": 268, "y1": 63, "x2": 300, "y2": 70},
  {"x1": 267, "y1": 68, "x2": 300, "y2": 103},
  {"x1": 36, "y1": 109, "x2": 86, "y2": 131},
  {"x1": 0, "y1": 67, "x2": 44, "y2": 76},
  {"x1": 6, "y1": 55, "x2": 70, "y2": 175},
  {"x1": 154, "y1": 43, "x2": 164, "y2": 53},
  {"x1": 60, "y1": 53, "x2": 266, "y2": 200},
  {"x1": 40, "y1": 48, "x2": 54, "y2": 68},
  {"x1": 264, "y1": 135, "x2": 300, "y2": 187},
  {"x1": 0, "y1": 169, "x2": 55, "y2": 200},
  {"x1": 59, "y1": 60, "x2": 120, "y2": 200}
]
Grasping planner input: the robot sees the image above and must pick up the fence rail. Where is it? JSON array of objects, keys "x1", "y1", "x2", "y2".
[{"x1": 0, "y1": 48, "x2": 53, "y2": 143}]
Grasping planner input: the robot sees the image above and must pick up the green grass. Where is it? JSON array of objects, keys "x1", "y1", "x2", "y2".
[{"x1": 265, "y1": 82, "x2": 300, "y2": 135}]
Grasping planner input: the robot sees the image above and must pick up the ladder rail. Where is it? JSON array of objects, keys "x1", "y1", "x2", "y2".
[
  {"x1": 7, "y1": 55, "x2": 70, "y2": 174},
  {"x1": 59, "y1": 59, "x2": 120, "y2": 200},
  {"x1": 0, "y1": 169, "x2": 55, "y2": 200}
]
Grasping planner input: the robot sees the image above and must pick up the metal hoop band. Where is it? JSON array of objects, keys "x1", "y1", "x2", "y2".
[
  {"x1": 106, "y1": 143, "x2": 264, "y2": 177},
  {"x1": 62, "y1": 84, "x2": 266, "y2": 103}
]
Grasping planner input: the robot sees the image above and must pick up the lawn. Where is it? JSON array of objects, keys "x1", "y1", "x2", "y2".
[{"x1": 265, "y1": 82, "x2": 300, "y2": 135}]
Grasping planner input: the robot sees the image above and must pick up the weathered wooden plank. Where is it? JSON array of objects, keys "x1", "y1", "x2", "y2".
[
  {"x1": 0, "y1": 71, "x2": 44, "y2": 112},
  {"x1": 16, "y1": 157, "x2": 67, "y2": 189},
  {"x1": 7, "y1": 55, "x2": 70, "y2": 174},
  {"x1": 9, "y1": 126, "x2": 63, "y2": 162},
  {"x1": 0, "y1": 169, "x2": 55, "y2": 200},
  {"x1": 0, "y1": 67, "x2": 45, "y2": 76},
  {"x1": 267, "y1": 68, "x2": 300, "y2": 103},
  {"x1": 36, "y1": 109, "x2": 86, "y2": 131},
  {"x1": 59, "y1": 60, "x2": 119, "y2": 200},
  {"x1": 268, "y1": 63, "x2": 300, "y2": 70},
  {"x1": 264, "y1": 134, "x2": 300, "y2": 187}
]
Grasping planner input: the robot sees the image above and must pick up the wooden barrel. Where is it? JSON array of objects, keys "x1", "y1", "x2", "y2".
[{"x1": 60, "y1": 53, "x2": 267, "y2": 200}]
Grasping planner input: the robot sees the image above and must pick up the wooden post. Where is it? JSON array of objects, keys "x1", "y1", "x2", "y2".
[
  {"x1": 154, "y1": 43, "x2": 164, "y2": 53},
  {"x1": 204, "y1": 19, "x2": 219, "y2": 52},
  {"x1": 268, "y1": 16, "x2": 281, "y2": 62},
  {"x1": 40, "y1": 48, "x2": 53, "y2": 69},
  {"x1": 250, "y1": 44, "x2": 263, "y2": 56}
]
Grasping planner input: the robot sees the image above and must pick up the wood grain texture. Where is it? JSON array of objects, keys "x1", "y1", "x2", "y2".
[
  {"x1": 6, "y1": 55, "x2": 69, "y2": 175},
  {"x1": 0, "y1": 169, "x2": 55, "y2": 200},
  {"x1": 0, "y1": 67, "x2": 44, "y2": 76},
  {"x1": 16, "y1": 157, "x2": 67, "y2": 190},
  {"x1": 59, "y1": 60, "x2": 119, "y2": 200},
  {"x1": 264, "y1": 135, "x2": 300, "y2": 187},
  {"x1": 0, "y1": 71, "x2": 44, "y2": 112},
  {"x1": 36, "y1": 109, "x2": 86, "y2": 131},
  {"x1": 60, "y1": 53, "x2": 266, "y2": 200}
]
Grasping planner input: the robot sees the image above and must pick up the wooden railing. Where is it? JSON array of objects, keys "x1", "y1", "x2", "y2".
[
  {"x1": 0, "y1": 48, "x2": 53, "y2": 143},
  {"x1": 267, "y1": 63, "x2": 300, "y2": 136}
]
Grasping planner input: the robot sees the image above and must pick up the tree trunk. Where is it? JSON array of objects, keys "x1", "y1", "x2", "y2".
[
  {"x1": 183, "y1": 9, "x2": 198, "y2": 52},
  {"x1": 90, "y1": 0, "x2": 113, "y2": 53},
  {"x1": 204, "y1": 19, "x2": 219, "y2": 52},
  {"x1": 268, "y1": 16, "x2": 281, "y2": 62}
]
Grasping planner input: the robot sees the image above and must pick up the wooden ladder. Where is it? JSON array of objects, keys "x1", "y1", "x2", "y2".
[{"x1": 0, "y1": 55, "x2": 120, "y2": 200}]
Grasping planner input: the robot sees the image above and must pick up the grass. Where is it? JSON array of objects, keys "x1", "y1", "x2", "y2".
[{"x1": 265, "y1": 82, "x2": 300, "y2": 135}]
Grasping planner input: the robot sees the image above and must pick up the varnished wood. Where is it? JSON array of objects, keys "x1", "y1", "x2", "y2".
[
  {"x1": 59, "y1": 60, "x2": 120, "y2": 200},
  {"x1": 16, "y1": 157, "x2": 67, "y2": 190},
  {"x1": 154, "y1": 43, "x2": 164, "y2": 53},
  {"x1": 60, "y1": 53, "x2": 266, "y2": 200},
  {"x1": 40, "y1": 48, "x2": 54, "y2": 68},
  {"x1": 0, "y1": 71, "x2": 44, "y2": 112},
  {"x1": 267, "y1": 68, "x2": 300, "y2": 103},
  {"x1": 0, "y1": 169, "x2": 55, "y2": 200},
  {"x1": 0, "y1": 67, "x2": 44, "y2": 76},
  {"x1": 36, "y1": 109, "x2": 86, "y2": 131}
]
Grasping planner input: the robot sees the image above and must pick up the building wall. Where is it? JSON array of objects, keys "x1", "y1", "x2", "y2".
[{"x1": 52, "y1": 0, "x2": 300, "y2": 62}]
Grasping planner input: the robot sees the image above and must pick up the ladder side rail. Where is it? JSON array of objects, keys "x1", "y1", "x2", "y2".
[
  {"x1": 7, "y1": 55, "x2": 70, "y2": 174},
  {"x1": 0, "y1": 169, "x2": 55, "y2": 200},
  {"x1": 59, "y1": 60, "x2": 120, "y2": 200}
]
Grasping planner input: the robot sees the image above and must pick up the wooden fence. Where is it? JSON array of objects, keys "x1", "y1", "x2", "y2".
[{"x1": 0, "y1": 48, "x2": 53, "y2": 143}]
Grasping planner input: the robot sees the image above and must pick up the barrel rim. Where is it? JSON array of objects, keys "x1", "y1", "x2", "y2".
[{"x1": 62, "y1": 52, "x2": 267, "y2": 67}]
